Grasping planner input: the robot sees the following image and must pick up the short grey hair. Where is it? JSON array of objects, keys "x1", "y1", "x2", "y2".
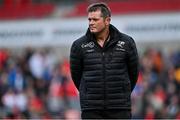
[{"x1": 87, "y1": 2, "x2": 111, "y2": 18}]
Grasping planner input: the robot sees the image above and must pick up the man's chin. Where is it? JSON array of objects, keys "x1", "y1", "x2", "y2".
[{"x1": 90, "y1": 30, "x2": 97, "y2": 34}]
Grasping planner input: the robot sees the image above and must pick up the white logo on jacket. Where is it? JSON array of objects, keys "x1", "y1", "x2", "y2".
[
  {"x1": 116, "y1": 41, "x2": 126, "y2": 51},
  {"x1": 117, "y1": 41, "x2": 125, "y2": 48},
  {"x1": 81, "y1": 42, "x2": 95, "y2": 48}
]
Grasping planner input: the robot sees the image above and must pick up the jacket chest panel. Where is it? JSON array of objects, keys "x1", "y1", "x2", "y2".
[
  {"x1": 81, "y1": 40, "x2": 127, "y2": 65},
  {"x1": 110, "y1": 49, "x2": 127, "y2": 63},
  {"x1": 82, "y1": 49, "x2": 127, "y2": 67}
]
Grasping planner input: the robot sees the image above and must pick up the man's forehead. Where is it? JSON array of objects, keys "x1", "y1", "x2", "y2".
[{"x1": 88, "y1": 11, "x2": 102, "y2": 18}]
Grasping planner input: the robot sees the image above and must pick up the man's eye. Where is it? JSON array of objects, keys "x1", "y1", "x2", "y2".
[{"x1": 88, "y1": 18, "x2": 99, "y2": 22}]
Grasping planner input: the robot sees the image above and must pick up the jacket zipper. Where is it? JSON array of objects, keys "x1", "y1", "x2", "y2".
[{"x1": 102, "y1": 52, "x2": 106, "y2": 109}]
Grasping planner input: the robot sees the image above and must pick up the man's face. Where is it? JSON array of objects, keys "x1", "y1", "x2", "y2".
[{"x1": 88, "y1": 10, "x2": 110, "y2": 34}]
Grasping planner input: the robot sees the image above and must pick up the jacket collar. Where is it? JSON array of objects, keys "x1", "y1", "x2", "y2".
[{"x1": 85, "y1": 24, "x2": 122, "y2": 44}]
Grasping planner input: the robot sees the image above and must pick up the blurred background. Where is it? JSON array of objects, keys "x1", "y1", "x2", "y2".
[{"x1": 0, "y1": 0, "x2": 180, "y2": 119}]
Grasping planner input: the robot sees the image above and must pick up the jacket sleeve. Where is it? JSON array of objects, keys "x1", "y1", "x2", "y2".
[
  {"x1": 70, "y1": 41, "x2": 83, "y2": 90},
  {"x1": 127, "y1": 37, "x2": 139, "y2": 92}
]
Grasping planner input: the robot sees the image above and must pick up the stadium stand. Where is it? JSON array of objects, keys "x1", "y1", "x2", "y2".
[
  {"x1": 0, "y1": 0, "x2": 55, "y2": 19},
  {"x1": 65, "y1": 0, "x2": 180, "y2": 17}
]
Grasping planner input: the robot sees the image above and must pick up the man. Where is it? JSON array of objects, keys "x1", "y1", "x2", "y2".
[{"x1": 70, "y1": 2, "x2": 139, "y2": 119}]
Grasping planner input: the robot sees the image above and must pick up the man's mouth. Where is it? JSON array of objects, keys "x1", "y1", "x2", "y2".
[
  {"x1": 89, "y1": 26, "x2": 95, "y2": 29},
  {"x1": 90, "y1": 27, "x2": 95, "y2": 30}
]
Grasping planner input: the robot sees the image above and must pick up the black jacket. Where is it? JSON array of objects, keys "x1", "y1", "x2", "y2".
[{"x1": 70, "y1": 24, "x2": 139, "y2": 110}]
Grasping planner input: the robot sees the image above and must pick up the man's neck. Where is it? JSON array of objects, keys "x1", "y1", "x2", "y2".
[
  {"x1": 95, "y1": 27, "x2": 109, "y2": 42},
  {"x1": 95, "y1": 28, "x2": 110, "y2": 47}
]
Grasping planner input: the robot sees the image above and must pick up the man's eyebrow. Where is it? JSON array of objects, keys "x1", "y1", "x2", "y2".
[{"x1": 88, "y1": 18, "x2": 99, "y2": 20}]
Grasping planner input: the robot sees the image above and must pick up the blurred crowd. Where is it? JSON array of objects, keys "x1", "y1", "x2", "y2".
[
  {"x1": 132, "y1": 48, "x2": 180, "y2": 119},
  {"x1": 0, "y1": 47, "x2": 80, "y2": 119},
  {"x1": 0, "y1": 47, "x2": 179, "y2": 119}
]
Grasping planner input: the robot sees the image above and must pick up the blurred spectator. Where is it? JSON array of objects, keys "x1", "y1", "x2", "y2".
[
  {"x1": 0, "y1": 49, "x2": 9, "y2": 71},
  {"x1": 29, "y1": 50, "x2": 46, "y2": 79}
]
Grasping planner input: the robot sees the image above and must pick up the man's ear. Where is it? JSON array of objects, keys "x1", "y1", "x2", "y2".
[{"x1": 105, "y1": 17, "x2": 111, "y2": 25}]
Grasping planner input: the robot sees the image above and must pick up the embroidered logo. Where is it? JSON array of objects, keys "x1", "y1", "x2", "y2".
[
  {"x1": 116, "y1": 48, "x2": 126, "y2": 51},
  {"x1": 86, "y1": 49, "x2": 94, "y2": 53},
  {"x1": 117, "y1": 41, "x2": 125, "y2": 48},
  {"x1": 81, "y1": 42, "x2": 95, "y2": 48}
]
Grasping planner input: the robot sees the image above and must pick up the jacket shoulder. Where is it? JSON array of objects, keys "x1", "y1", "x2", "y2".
[
  {"x1": 120, "y1": 32, "x2": 136, "y2": 46},
  {"x1": 120, "y1": 32, "x2": 134, "y2": 41},
  {"x1": 70, "y1": 35, "x2": 88, "y2": 56},
  {"x1": 72, "y1": 35, "x2": 88, "y2": 47}
]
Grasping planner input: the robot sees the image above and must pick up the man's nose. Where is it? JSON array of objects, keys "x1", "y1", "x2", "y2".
[{"x1": 89, "y1": 20, "x2": 94, "y2": 25}]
